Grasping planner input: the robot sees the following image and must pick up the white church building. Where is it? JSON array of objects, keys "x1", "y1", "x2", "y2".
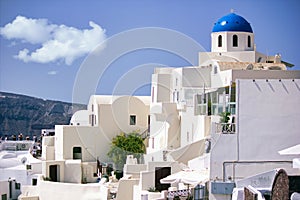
[
  {"x1": 142, "y1": 12, "x2": 300, "y2": 200},
  {"x1": 18, "y1": 12, "x2": 300, "y2": 200}
]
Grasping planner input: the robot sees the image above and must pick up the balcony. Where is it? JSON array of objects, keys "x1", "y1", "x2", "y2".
[{"x1": 215, "y1": 123, "x2": 236, "y2": 134}]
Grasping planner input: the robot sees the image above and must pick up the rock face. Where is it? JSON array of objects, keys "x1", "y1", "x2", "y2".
[{"x1": 0, "y1": 92, "x2": 86, "y2": 138}]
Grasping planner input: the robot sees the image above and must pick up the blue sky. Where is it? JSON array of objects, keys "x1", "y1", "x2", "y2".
[{"x1": 1, "y1": 0, "x2": 299, "y2": 104}]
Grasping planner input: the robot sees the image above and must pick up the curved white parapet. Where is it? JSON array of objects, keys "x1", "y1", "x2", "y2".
[{"x1": 70, "y1": 110, "x2": 89, "y2": 126}]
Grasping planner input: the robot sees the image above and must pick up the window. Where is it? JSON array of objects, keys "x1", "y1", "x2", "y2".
[
  {"x1": 173, "y1": 91, "x2": 176, "y2": 102},
  {"x1": 15, "y1": 183, "x2": 20, "y2": 190},
  {"x1": 148, "y1": 115, "x2": 151, "y2": 132},
  {"x1": 173, "y1": 90, "x2": 179, "y2": 102},
  {"x1": 32, "y1": 178, "x2": 37, "y2": 186},
  {"x1": 89, "y1": 114, "x2": 96, "y2": 126},
  {"x1": 214, "y1": 65, "x2": 218, "y2": 74},
  {"x1": 89, "y1": 114, "x2": 93, "y2": 126},
  {"x1": 130, "y1": 115, "x2": 136, "y2": 125},
  {"x1": 218, "y1": 35, "x2": 222, "y2": 47},
  {"x1": 194, "y1": 94, "x2": 208, "y2": 115},
  {"x1": 247, "y1": 35, "x2": 251, "y2": 47},
  {"x1": 233, "y1": 35, "x2": 238, "y2": 47},
  {"x1": 2, "y1": 194, "x2": 7, "y2": 200},
  {"x1": 26, "y1": 164, "x2": 32, "y2": 170},
  {"x1": 73, "y1": 147, "x2": 82, "y2": 159}
]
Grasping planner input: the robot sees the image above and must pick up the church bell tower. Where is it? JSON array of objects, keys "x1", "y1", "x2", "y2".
[{"x1": 211, "y1": 12, "x2": 254, "y2": 52}]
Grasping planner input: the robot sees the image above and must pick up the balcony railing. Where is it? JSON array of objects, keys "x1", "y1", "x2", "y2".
[
  {"x1": 167, "y1": 188, "x2": 192, "y2": 199},
  {"x1": 0, "y1": 140, "x2": 34, "y2": 151},
  {"x1": 215, "y1": 123, "x2": 236, "y2": 134},
  {"x1": 139, "y1": 128, "x2": 150, "y2": 140}
]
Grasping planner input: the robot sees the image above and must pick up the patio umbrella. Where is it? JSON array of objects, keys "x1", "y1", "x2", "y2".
[
  {"x1": 278, "y1": 144, "x2": 300, "y2": 155},
  {"x1": 278, "y1": 144, "x2": 300, "y2": 169},
  {"x1": 160, "y1": 169, "x2": 209, "y2": 186}
]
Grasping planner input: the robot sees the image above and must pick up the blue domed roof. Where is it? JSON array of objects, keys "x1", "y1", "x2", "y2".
[{"x1": 212, "y1": 13, "x2": 253, "y2": 33}]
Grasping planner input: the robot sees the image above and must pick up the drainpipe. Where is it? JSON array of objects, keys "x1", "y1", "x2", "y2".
[{"x1": 236, "y1": 80, "x2": 240, "y2": 161}]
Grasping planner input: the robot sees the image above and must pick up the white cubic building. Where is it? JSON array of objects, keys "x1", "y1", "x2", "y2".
[{"x1": 20, "y1": 95, "x2": 150, "y2": 200}]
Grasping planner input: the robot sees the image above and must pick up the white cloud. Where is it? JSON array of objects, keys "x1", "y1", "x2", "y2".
[
  {"x1": 0, "y1": 16, "x2": 106, "y2": 65},
  {"x1": 0, "y1": 16, "x2": 55, "y2": 44},
  {"x1": 47, "y1": 70, "x2": 58, "y2": 75}
]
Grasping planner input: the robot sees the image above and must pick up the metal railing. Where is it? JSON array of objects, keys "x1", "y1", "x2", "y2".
[
  {"x1": 167, "y1": 188, "x2": 192, "y2": 199},
  {"x1": 139, "y1": 128, "x2": 150, "y2": 140},
  {"x1": 0, "y1": 140, "x2": 34, "y2": 151},
  {"x1": 215, "y1": 123, "x2": 236, "y2": 134}
]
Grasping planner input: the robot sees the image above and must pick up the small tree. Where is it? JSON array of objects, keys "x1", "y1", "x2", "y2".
[{"x1": 107, "y1": 132, "x2": 145, "y2": 170}]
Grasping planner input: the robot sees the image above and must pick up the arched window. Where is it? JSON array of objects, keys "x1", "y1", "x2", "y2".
[
  {"x1": 218, "y1": 35, "x2": 222, "y2": 47},
  {"x1": 233, "y1": 35, "x2": 238, "y2": 47},
  {"x1": 247, "y1": 35, "x2": 251, "y2": 47}
]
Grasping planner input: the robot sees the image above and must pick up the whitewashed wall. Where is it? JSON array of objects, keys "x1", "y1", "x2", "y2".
[
  {"x1": 237, "y1": 79, "x2": 300, "y2": 160},
  {"x1": 211, "y1": 32, "x2": 255, "y2": 52},
  {"x1": 54, "y1": 96, "x2": 150, "y2": 163},
  {"x1": 0, "y1": 180, "x2": 9, "y2": 198},
  {"x1": 27, "y1": 179, "x2": 108, "y2": 200},
  {"x1": 55, "y1": 126, "x2": 100, "y2": 162},
  {"x1": 180, "y1": 108, "x2": 210, "y2": 147},
  {"x1": 64, "y1": 160, "x2": 81, "y2": 183},
  {"x1": 152, "y1": 74, "x2": 172, "y2": 103},
  {"x1": 209, "y1": 79, "x2": 300, "y2": 200},
  {"x1": 148, "y1": 102, "x2": 180, "y2": 154}
]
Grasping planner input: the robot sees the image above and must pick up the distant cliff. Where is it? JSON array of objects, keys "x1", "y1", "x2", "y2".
[{"x1": 0, "y1": 92, "x2": 86, "y2": 138}]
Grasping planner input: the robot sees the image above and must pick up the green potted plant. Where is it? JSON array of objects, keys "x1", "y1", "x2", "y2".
[{"x1": 219, "y1": 112, "x2": 230, "y2": 133}]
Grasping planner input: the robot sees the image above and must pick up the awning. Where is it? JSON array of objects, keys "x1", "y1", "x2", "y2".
[
  {"x1": 281, "y1": 60, "x2": 294, "y2": 68},
  {"x1": 169, "y1": 139, "x2": 206, "y2": 165},
  {"x1": 160, "y1": 169, "x2": 209, "y2": 186},
  {"x1": 278, "y1": 144, "x2": 300, "y2": 155}
]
